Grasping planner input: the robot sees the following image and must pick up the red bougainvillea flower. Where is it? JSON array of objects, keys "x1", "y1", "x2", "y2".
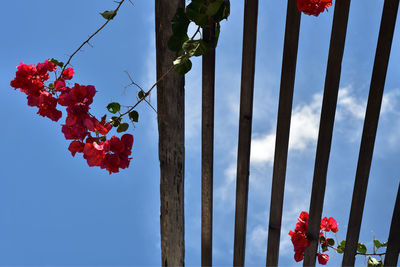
[
  {"x1": 101, "y1": 134, "x2": 134, "y2": 174},
  {"x1": 58, "y1": 83, "x2": 96, "y2": 107},
  {"x1": 317, "y1": 253, "x2": 329, "y2": 265},
  {"x1": 10, "y1": 60, "x2": 62, "y2": 121},
  {"x1": 289, "y1": 211, "x2": 311, "y2": 262},
  {"x1": 295, "y1": 211, "x2": 309, "y2": 233},
  {"x1": 297, "y1": 0, "x2": 332, "y2": 16},
  {"x1": 320, "y1": 217, "x2": 338, "y2": 233},
  {"x1": 68, "y1": 140, "x2": 85, "y2": 156},
  {"x1": 62, "y1": 68, "x2": 74, "y2": 80},
  {"x1": 11, "y1": 60, "x2": 134, "y2": 174}
]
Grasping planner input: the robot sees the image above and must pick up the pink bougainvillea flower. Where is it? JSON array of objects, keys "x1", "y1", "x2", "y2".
[
  {"x1": 317, "y1": 253, "x2": 329, "y2": 265},
  {"x1": 297, "y1": 0, "x2": 332, "y2": 16}
]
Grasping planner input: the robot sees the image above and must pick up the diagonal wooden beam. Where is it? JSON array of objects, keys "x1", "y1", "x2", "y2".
[
  {"x1": 384, "y1": 183, "x2": 400, "y2": 267},
  {"x1": 342, "y1": 0, "x2": 400, "y2": 265},
  {"x1": 201, "y1": 23, "x2": 216, "y2": 267},
  {"x1": 303, "y1": 1, "x2": 351, "y2": 266},
  {"x1": 233, "y1": 0, "x2": 259, "y2": 265},
  {"x1": 265, "y1": 0, "x2": 301, "y2": 266},
  {"x1": 155, "y1": 0, "x2": 185, "y2": 265}
]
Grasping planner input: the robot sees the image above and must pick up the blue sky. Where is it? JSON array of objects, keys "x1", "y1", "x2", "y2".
[{"x1": 0, "y1": 0, "x2": 399, "y2": 266}]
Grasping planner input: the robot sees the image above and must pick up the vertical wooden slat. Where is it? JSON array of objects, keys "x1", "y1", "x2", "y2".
[
  {"x1": 155, "y1": 0, "x2": 185, "y2": 266},
  {"x1": 201, "y1": 23, "x2": 216, "y2": 267},
  {"x1": 303, "y1": 1, "x2": 351, "y2": 266},
  {"x1": 342, "y1": 1, "x2": 399, "y2": 265},
  {"x1": 384, "y1": 183, "x2": 400, "y2": 267},
  {"x1": 265, "y1": 0, "x2": 301, "y2": 266},
  {"x1": 233, "y1": 0, "x2": 259, "y2": 265}
]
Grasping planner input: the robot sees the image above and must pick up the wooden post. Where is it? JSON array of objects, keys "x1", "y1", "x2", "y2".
[
  {"x1": 303, "y1": 0, "x2": 351, "y2": 266},
  {"x1": 233, "y1": 0, "x2": 259, "y2": 265},
  {"x1": 342, "y1": 0, "x2": 399, "y2": 265},
  {"x1": 266, "y1": 0, "x2": 300, "y2": 266},
  {"x1": 155, "y1": 0, "x2": 185, "y2": 266},
  {"x1": 201, "y1": 23, "x2": 216, "y2": 267}
]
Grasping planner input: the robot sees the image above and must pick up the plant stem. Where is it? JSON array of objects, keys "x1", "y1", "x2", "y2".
[
  {"x1": 58, "y1": 0, "x2": 126, "y2": 78},
  {"x1": 118, "y1": 65, "x2": 174, "y2": 117}
]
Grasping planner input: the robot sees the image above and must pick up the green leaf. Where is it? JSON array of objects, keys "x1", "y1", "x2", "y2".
[
  {"x1": 50, "y1": 58, "x2": 64, "y2": 68},
  {"x1": 373, "y1": 239, "x2": 383, "y2": 249},
  {"x1": 99, "y1": 136, "x2": 107, "y2": 142},
  {"x1": 129, "y1": 110, "x2": 139, "y2": 122},
  {"x1": 173, "y1": 55, "x2": 192, "y2": 75},
  {"x1": 186, "y1": 0, "x2": 209, "y2": 27},
  {"x1": 206, "y1": 0, "x2": 224, "y2": 17},
  {"x1": 182, "y1": 39, "x2": 209, "y2": 56},
  {"x1": 117, "y1": 122, "x2": 129, "y2": 133},
  {"x1": 138, "y1": 90, "x2": 145, "y2": 99},
  {"x1": 319, "y1": 236, "x2": 326, "y2": 242},
  {"x1": 168, "y1": 34, "x2": 189, "y2": 52},
  {"x1": 357, "y1": 243, "x2": 367, "y2": 254},
  {"x1": 171, "y1": 8, "x2": 190, "y2": 36},
  {"x1": 107, "y1": 102, "x2": 121, "y2": 114},
  {"x1": 100, "y1": 10, "x2": 117, "y2": 20},
  {"x1": 380, "y1": 241, "x2": 387, "y2": 247},
  {"x1": 327, "y1": 238, "x2": 335, "y2": 246},
  {"x1": 213, "y1": 0, "x2": 230, "y2": 22},
  {"x1": 110, "y1": 116, "x2": 121, "y2": 127},
  {"x1": 336, "y1": 240, "x2": 345, "y2": 253},
  {"x1": 48, "y1": 83, "x2": 54, "y2": 89},
  {"x1": 368, "y1": 256, "x2": 383, "y2": 267}
]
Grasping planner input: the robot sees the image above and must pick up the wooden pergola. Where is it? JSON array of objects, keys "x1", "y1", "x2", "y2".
[{"x1": 154, "y1": 0, "x2": 400, "y2": 266}]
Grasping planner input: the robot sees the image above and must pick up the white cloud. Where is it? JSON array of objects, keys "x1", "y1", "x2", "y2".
[
  {"x1": 337, "y1": 86, "x2": 366, "y2": 120},
  {"x1": 216, "y1": 163, "x2": 237, "y2": 209},
  {"x1": 250, "y1": 92, "x2": 322, "y2": 166},
  {"x1": 250, "y1": 134, "x2": 276, "y2": 165},
  {"x1": 248, "y1": 225, "x2": 268, "y2": 256},
  {"x1": 288, "y1": 93, "x2": 322, "y2": 151},
  {"x1": 381, "y1": 89, "x2": 400, "y2": 115}
]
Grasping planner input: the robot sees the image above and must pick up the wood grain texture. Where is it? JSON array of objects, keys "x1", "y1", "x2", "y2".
[
  {"x1": 233, "y1": 0, "x2": 259, "y2": 265},
  {"x1": 266, "y1": 0, "x2": 300, "y2": 266},
  {"x1": 201, "y1": 23, "x2": 216, "y2": 267},
  {"x1": 384, "y1": 183, "x2": 400, "y2": 267},
  {"x1": 303, "y1": 1, "x2": 351, "y2": 266},
  {"x1": 155, "y1": 0, "x2": 185, "y2": 266},
  {"x1": 342, "y1": 0, "x2": 399, "y2": 265}
]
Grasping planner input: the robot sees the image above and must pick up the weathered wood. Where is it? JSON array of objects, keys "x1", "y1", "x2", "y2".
[
  {"x1": 201, "y1": 23, "x2": 216, "y2": 267},
  {"x1": 303, "y1": 1, "x2": 351, "y2": 266},
  {"x1": 266, "y1": 0, "x2": 300, "y2": 266},
  {"x1": 155, "y1": 0, "x2": 185, "y2": 266},
  {"x1": 384, "y1": 183, "x2": 400, "y2": 267},
  {"x1": 233, "y1": 0, "x2": 259, "y2": 265},
  {"x1": 342, "y1": 1, "x2": 399, "y2": 265}
]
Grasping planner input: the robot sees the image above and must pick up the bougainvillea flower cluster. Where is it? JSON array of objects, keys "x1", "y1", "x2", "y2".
[
  {"x1": 288, "y1": 211, "x2": 311, "y2": 262},
  {"x1": 297, "y1": 0, "x2": 332, "y2": 16},
  {"x1": 11, "y1": 60, "x2": 133, "y2": 174},
  {"x1": 289, "y1": 211, "x2": 338, "y2": 265},
  {"x1": 10, "y1": 61, "x2": 62, "y2": 121}
]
